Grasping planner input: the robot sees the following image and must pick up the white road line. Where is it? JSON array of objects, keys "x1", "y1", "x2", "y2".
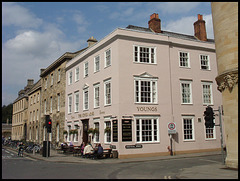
[{"x1": 199, "y1": 158, "x2": 221, "y2": 163}]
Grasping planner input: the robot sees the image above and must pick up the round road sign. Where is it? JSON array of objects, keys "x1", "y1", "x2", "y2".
[{"x1": 168, "y1": 122, "x2": 176, "y2": 130}]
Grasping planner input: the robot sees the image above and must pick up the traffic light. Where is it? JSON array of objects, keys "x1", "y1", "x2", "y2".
[
  {"x1": 45, "y1": 115, "x2": 52, "y2": 133},
  {"x1": 204, "y1": 106, "x2": 215, "y2": 128}
]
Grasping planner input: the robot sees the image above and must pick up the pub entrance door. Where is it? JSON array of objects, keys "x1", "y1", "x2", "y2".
[{"x1": 81, "y1": 119, "x2": 89, "y2": 144}]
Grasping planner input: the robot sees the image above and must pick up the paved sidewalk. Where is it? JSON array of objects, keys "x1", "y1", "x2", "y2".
[{"x1": 4, "y1": 146, "x2": 238, "y2": 179}]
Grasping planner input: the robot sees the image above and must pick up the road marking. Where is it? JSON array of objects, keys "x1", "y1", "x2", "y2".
[
  {"x1": 199, "y1": 158, "x2": 221, "y2": 163},
  {"x1": 5, "y1": 150, "x2": 10, "y2": 154}
]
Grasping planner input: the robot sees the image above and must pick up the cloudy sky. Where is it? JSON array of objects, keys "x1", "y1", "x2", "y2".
[{"x1": 2, "y1": 2, "x2": 214, "y2": 106}]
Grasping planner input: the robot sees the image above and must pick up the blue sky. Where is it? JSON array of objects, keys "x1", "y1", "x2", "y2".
[{"x1": 2, "y1": 2, "x2": 214, "y2": 106}]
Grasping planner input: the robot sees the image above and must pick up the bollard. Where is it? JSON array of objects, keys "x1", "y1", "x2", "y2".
[{"x1": 33, "y1": 146, "x2": 35, "y2": 155}]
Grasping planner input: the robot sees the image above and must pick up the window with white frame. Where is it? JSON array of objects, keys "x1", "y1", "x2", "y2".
[
  {"x1": 74, "y1": 125, "x2": 79, "y2": 142},
  {"x1": 179, "y1": 51, "x2": 190, "y2": 68},
  {"x1": 94, "y1": 55, "x2": 100, "y2": 72},
  {"x1": 68, "y1": 94, "x2": 72, "y2": 114},
  {"x1": 58, "y1": 69, "x2": 61, "y2": 82},
  {"x1": 94, "y1": 122, "x2": 100, "y2": 143},
  {"x1": 56, "y1": 124, "x2": 59, "y2": 142},
  {"x1": 68, "y1": 71, "x2": 73, "y2": 85},
  {"x1": 94, "y1": 83, "x2": 100, "y2": 108},
  {"x1": 84, "y1": 62, "x2": 88, "y2": 77},
  {"x1": 30, "y1": 112, "x2": 32, "y2": 122},
  {"x1": 67, "y1": 125, "x2": 71, "y2": 142},
  {"x1": 36, "y1": 126, "x2": 38, "y2": 141},
  {"x1": 43, "y1": 126, "x2": 46, "y2": 141},
  {"x1": 50, "y1": 96, "x2": 53, "y2": 113},
  {"x1": 75, "y1": 67, "x2": 79, "y2": 82},
  {"x1": 134, "y1": 45, "x2": 156, "y2": 64},
  {"x1": 51, "y1": 73, "x2": 54, "y2": 86},
  {"x1": 200, "y1": 55, "x2": 210, "y2": 70},
  {"x1": 205, "y1": 125, "x2": 215, "y2": 139},
  {"x1": 104, "y1": 79, "x2": 111, "y2": 106},
  {"x1": 36, "y1": 109, "x2": 39, "y2": 120},
  {"x1": 44, "y1": 99, "x2": 47, "y2": 115},
  {"x1": 57, "y1": 93, "x2": 60, "y2": 112},
  {"x1": 202, "y1": 82, "x2": 213, "y2": 105},
  {"x1": 74, "y1": 91, "x2": 79, "y2": 112},
  {"x1": 136, "y1": 117, "x2": 159, "y2": 142},
  {"x1": 105, "y1": 49, "x2": 111, "y2": 67},
  {"x1": 33, "y1": 111, "x2": 35, "y2": 121},
  {"x1": 183, "y1": 116, "x2": 195, "y2": 141},
  {"x1": 180, "y1": 80, "x2": 192, "y2": 104},
  {"x1": 135, "y1": 78, "x2": 157, "y2": 103},
  {"x1": 29, "y1": 128, "x2": 31, "y2": 140},
  {"x1": 105, "y1": 121, "x2": 111, "y2": 143},
  {"x1": 83, "y1": 88, "x2": 89, "y2": 110},
  {"x1": 45, "y1": 78, "x2": 47, "y2": 89}
]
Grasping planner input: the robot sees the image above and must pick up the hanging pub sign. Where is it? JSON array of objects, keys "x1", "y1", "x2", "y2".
[{"x1": 122, "y1": 119, "x2": 132, "y2": 141}]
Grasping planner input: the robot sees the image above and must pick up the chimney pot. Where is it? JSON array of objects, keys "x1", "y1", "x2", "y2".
[{"x1": 148, "y1": 13, "x2": 161, "y2": 33}]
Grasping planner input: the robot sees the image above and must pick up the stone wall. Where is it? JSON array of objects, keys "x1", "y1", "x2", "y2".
[{"x1": 212, "y1": 2, "x2": 238, "y2": 169}]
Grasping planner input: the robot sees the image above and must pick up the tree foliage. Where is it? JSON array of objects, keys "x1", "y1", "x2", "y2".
[{"x1": 2, "y1": 103, "x2": 13, "y2": 124}]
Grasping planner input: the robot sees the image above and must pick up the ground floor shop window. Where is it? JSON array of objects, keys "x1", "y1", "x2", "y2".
[
  {"x1": 67, "y1": 125, "x2": 71, "y2": 142},
  {"x1": 122, "y1": 119, "x2": 132, "y2": 141},
  {"x1": 105, "y1": 121, "x2": 111, "y2": 143},
  {"x1": 135, "y1": 117, "x2": 159, "y2": 142},
  {"x1": 73, "y1": 125, "x2": 79, "y2": 142},
  {"x1": 94, "y1": 122, "x2": 100, "y2": 143}
]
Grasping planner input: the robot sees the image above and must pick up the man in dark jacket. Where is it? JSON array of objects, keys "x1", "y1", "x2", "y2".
[{"x1": 97, "y1": 144, "x2": 103, "y2": 158}]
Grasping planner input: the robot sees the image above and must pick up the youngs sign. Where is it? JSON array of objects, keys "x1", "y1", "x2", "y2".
[{"x1": 137, "y1": 106, "x2": 157, "y2": 112}]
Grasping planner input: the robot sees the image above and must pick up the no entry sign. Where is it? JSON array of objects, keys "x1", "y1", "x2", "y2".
[{"x1": 168, "y1": 122, "x2": 176, "y2": 134}]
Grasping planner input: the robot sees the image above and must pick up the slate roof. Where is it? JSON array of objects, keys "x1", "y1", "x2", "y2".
[{"x1": 126, "y1": 25, "x2": 214, "y2": 43}]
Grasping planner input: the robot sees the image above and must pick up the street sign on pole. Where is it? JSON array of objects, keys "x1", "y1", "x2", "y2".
[{"x1": 168, "y1": 122, "x2": 176, "y2": 134}]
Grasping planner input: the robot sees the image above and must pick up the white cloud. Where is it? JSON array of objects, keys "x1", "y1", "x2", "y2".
[
  {"x1": 204, "y1": 14, "x2": 214, "y2": 39},
  {"x1": 156, "y1": 2, "x2": 201, "y2": 15},
  {"x1": 2, "y1": 2, "x2": 43, "y2": 28},
  {"x1": 163, "y1": 16, "x2": 196, "y2": 36},
  {"x1": 72, "y1": 11, "x2": 90, "y2": 34},
  {"x1": 163, "y1": 14, "x2": 214, "y2": 39}
]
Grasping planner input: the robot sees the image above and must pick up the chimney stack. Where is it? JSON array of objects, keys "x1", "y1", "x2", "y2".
[
  {"x1": 148, "y1": 13, "x2": 161, "y2": 33},
  {"x1": 40, "y1": 68, "x2": 45, "y2": 74},
  {"x1": 194, "y1": 14, "x2": 207, "y2": 41},
  {"x1": 27, "y1": 79, "x2": 34, "y2": 86},
  {"x1": 87, "y1": 36, "x2": 97, "y2": 47}
]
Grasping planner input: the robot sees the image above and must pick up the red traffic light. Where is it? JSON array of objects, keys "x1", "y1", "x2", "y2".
[{"x1": 48, "y1": 121, "x2": 51, "y2": 125}]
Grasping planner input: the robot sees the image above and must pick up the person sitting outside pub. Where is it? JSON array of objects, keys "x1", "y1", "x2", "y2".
[
  {"x1": 80, "y1": 142, "x2": 85, "y2": 157},
  {"x1": 83, "y1": 142, "x2": 93, "y2": 158},
  {"x1": 97, "y1": 143, "x2": 103, "y2": 159}
]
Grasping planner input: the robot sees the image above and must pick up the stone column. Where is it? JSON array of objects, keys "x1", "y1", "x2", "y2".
[{"x1": 211, "y1": 2, "x2": 238, "y2": 169}]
